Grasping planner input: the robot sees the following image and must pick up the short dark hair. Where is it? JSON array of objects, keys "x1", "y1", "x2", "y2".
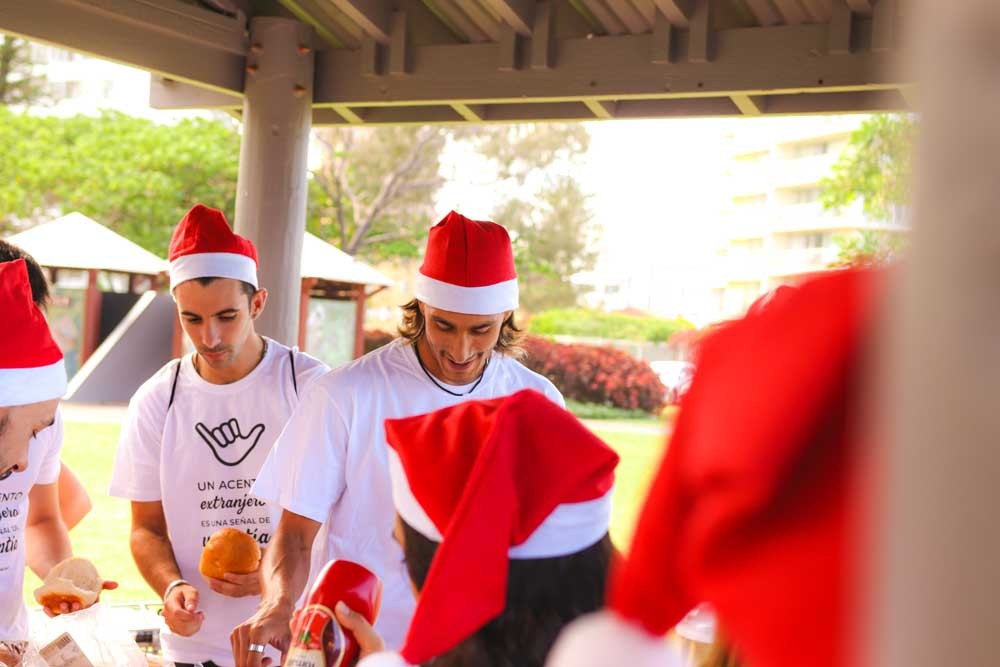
[
  {"x1": 0, "y1": 240, "x2": 50, "y2": 307},
  {"x1": 190, "y1": 277, "x2": 257, "y2": 303},
  {"x1": 397, "y1": 299, "x2": 525, "y2": 360},
  {"x1": 400, "y1": 519, "x2": 613, "y2": 667}
]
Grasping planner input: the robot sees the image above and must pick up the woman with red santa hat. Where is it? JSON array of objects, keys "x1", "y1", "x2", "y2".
[{"x1": 331, "y1": 389, "x2": 619, "y2": 667}]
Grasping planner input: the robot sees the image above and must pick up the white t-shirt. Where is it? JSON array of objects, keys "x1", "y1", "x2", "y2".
[
  {"x1": 0, "y1": 408, "x2": 63, "y2": 641},
  {"x1": 109, "y1": 339, "x2": 328, "y2": 667},
  {"x1": 252, "y1": 339, "x2": 564, "y2": 650}
]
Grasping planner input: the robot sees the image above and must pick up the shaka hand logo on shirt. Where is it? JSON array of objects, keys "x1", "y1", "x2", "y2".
[{"x1": 195, "y1": 418, "x2": 266, "y2": 467}]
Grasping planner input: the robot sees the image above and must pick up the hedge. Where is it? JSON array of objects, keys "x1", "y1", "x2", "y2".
[
  {"x1": 523, "y1": 335, "x2": 666, "y2": 414},
  {"x1": 528, "y1": 308, "x2": 693, "y2": 343}
]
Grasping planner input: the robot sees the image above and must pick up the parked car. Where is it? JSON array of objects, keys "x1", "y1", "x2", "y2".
[{"x1": 650, "y1": 359, "x2": 695, "y2": 405}]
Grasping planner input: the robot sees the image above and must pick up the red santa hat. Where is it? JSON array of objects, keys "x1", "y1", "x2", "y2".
[
  {"x1": 168, "y1": 204, "x2": 258, "y2": 290},
  {"x1": 548, "y1": 268, "x2": 880, "y2": 667},
  {"x1": 414, "y1": 211, "x2": 518, "y2": 315},
  {"x1": 367, "y1": 389, "x2": 618, "y2": 667},
  {"x1": 0, "y1": 259, "x2": 67, "y2": 407}
]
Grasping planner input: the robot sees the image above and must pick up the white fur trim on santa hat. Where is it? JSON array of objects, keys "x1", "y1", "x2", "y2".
[
  {"x1": 357, "y1": 651, "x2": 413, "y2": 667},
  {"x1": 389, "y1": 450, "x2": 613, "y2": 559},
  {"x1": 0, "y1": 358, "x2": 67, "y2": 407},
  {"x1": 170, "y1": 252, "x2": 259, "y2": 291},
  {"x1": 545, "y1": 611, "x2": 686, "y2": 667},
  {"x1": 414, "y1": 273, "x2": 518, "y2": 315}
]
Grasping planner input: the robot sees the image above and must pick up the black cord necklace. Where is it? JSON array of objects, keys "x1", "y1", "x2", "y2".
[{"x1": 414, "y1": 344, "x2": 489, "y2": 397}]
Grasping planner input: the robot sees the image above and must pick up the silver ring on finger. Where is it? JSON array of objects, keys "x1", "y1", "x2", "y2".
[{"x1": 248, "y1": 643, "x2": 266, "y2": 654}]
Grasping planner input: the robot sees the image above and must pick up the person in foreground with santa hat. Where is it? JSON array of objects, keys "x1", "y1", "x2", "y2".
[
  {"x1": 330, "y1": 388, "x2": 619, "y2": 667},
  {"x1": 545, "y1": 268, "x2": 881, "y2": 667},
  {"x1": 232, "y1": 211, "x2": 565, "y2": 666},
  {"x1": 109, "y1": 204, "x2": 329, "y2": 667},
  {"x1": 0, "y1": 259, "x2": 113, "y2": 664}
]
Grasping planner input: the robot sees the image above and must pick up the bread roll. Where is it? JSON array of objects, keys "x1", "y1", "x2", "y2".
[
  {"x1": 199, "y1": 528, "x2": 261, "y2": 580},
  {"x1": 33, "y1": 557, "x2": 102, "y2": 613}
]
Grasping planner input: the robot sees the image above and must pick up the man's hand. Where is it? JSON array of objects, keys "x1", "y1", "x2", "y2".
[
  {"x1": 335, "y1": 601, "x2": 385, "y2": 660},
  {"x1": 208, "y1": 571, "x2": 261, "y2": 598},
  {"x1": 231, "y1": 598, "x2": 294, "y2": 667},
  {"x1": 44, "y1": 580, "x2": 118, "y2": 617},
  {"x1": 164, "y1": 584, "x2": 205, "y2": 637}
]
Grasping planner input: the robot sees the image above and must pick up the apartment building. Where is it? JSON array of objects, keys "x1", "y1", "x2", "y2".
[{"x1": 711, "y1": 115, "x2": 905, "y2": 321}]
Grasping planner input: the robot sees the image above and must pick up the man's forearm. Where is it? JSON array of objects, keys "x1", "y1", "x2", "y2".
[
  {"x1": 24, "y1": 517, "x2": 72, "y2": 579},
  {"x1": 130, "y1": 526, "x2": 184, "y2": 598},
  {"x1": 260, "y1": 512, "x2": 320, "y2": 612}
]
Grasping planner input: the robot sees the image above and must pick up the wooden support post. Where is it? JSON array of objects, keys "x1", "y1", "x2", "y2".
[
  {"x1": 498, "y1": 23, "x2": 519, "y2": 71},
  {"x1": 353, "y1": 285, "x2": 367, "y2": 359},
  {"x1": 298, "y1": 277, "x2": 317, "y2": 351},
  {"x1": 234, "y1": 17, "x2": 314, "y2": 346},
  {"x1": 80, "y1": 269, "x2": 102, "y2": 364},
  {"x1": 873, "y1": 1, "x2": 1000, "y2": 666}
]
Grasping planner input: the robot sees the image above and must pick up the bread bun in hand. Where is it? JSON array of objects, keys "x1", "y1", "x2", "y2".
[
  {"x1": 199, "y1": 528, "x2": 261, "y2": 580},
  {"x1": 34, "y1": 557, "x2": 103, "y2": 613}
]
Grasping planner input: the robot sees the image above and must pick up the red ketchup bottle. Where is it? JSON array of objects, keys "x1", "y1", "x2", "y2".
[{"x1": 285, "y1": 560, "x2": 383, "y2": 667}]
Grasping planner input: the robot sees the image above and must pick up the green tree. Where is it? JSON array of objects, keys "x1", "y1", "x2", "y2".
[
  {"x1": 820, "y1": 114, "x2": 913, "y2": 223},
  {"x1": 308, "y1": 125, "x2": 446, "y2": 261},
  {"x1": 0, "y1": 36, "x2": 47, "y2": 106},
  {"x1": 0, "y1": 108, "x2": 241, "y2": 253},
  {"x1": 830, "y1": 229, "x2": 905, "y2": 269},
  {"x1": 471, "y1": 123, "x2": 597, "y2": 312},
  {"x1": 494, "y1": 175, "x2": 599, "y2": 312}
]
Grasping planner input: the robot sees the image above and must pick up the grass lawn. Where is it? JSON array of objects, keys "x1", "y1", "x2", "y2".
[{"x1": 25, "y1": 420, "x2": 667, "y2": 605}]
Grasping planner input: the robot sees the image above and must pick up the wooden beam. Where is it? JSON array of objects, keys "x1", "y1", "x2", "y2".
[
  {"x1": 577, "y1": 0, "x2": 628, "y2": 35},
  {"x1": 742, "y1": 0, "x2": 782, "y2": 26},
  {"x1": 330, "y1": 0, "x2": 391, "y2": 43},
  {"x1": 150, "y1": 76, "x2": 243, "y2": 109},
  {"x1": 452, "y1": 102, "x2": 486, "y2": 121},
  {"x1": 845, "y1": 0, "x2": 874, "y2": 15},
  {"x1": 360, "y1": 37, "x2": 380, "y2": 76},
  {"x1": 428, "y1": 0, "x2": 492, "y2": 43},
  {"x1": 531, "y1": 1, "x2": 553, "y2": 70},
  {"x1": 653, "y1": 0, "x2": 694, "y2": 28},
  {"x1": 327, "y1": 105, "x2": 365, "y2": 123},
  {"x1": 799, "y1": 0, "x2": 831, "y2": 22},
  {"x1": 689, "y1": 0, "x2": 712, "y2": 63},
  {"x1": 353, "y1": 284, "x2": 366, "y2": 360},
  {"x1": 872, "y1": 0, "x2": 897, "y2": 53},
  {"x1": 731, "y1": 93, "x2": 765, "y2": 114},
  {"x1": 0, "y1": 0, "x2": 246, "y2": 94},
  {"x1": 482, "y1": 0, "x2": 535, "y2": 36},
  {"x1": 650, "y1": 10, "x2": 675, "y2": 64},
  {"x1": 498, "y1": 23, "x2": 519, "y2": 71},
  {"x1": 583, "y1": 98, "x2": 617, "y2": 118},
  {"x1": 314, "y1": 20, "x2": 899, "y2": 106},
  {"x1": 828, "y1": 0, "x2": 853, "y2": 55},
  {"x1": 604, "y1": 0, "x2": 651, "y2": 34},
  {"x1": 771, "y1": 0, "x2": 810, "y2": 25},
  {"x1": 388, "y1": 10, "x2": 408, "y2": 75}
]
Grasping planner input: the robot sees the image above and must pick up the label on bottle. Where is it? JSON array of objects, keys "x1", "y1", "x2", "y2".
[{"x1": 285, "y1": 604, "x2": 346, "y2": 667}]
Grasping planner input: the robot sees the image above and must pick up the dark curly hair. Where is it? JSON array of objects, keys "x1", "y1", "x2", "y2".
[
  {"x1": 0, "y1": 240, "x2": 50, "y2": 308},
  {"x1": 396, "y1": 299, "x2": 526, "y2": 360},
  {"x1": 400, "y1": 519, "x2": 613, "y2": 667}
]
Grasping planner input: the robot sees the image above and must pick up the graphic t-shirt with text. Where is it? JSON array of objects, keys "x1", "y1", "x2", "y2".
[
  {"x1": 0, "y1": 409, "x2": 62, "y2": 640},
  {"x1": 109, "y1": 340, "x2": 327, "y2": 666}
]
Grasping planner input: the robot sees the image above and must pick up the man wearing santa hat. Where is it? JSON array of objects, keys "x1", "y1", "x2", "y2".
[
  {"x1": 232, "y1": 211, "x2": 565, "y2": 667},
  {"x1": 545, "y1": 268, "x2": 880, "y2": 667},
  {"x1": 109, "y1": 204, "x2": 329, "y2": 667},
  {"x1": 0, "y1": 258, "x2": 112, "y2": 659}
]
